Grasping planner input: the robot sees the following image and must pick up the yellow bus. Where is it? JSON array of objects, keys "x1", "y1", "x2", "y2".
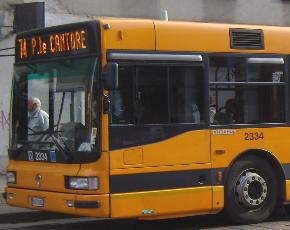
[{"x1": 5, "y1": 18, "x2": 290, "y2": 224}]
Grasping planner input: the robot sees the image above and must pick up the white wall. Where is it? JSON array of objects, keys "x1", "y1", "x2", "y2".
[
  {"x1": 0, "y1": 1, "x2": 14, "y2": 189},
  {"x1": 50, "y1": 0, "x2": 290, "y2": 26},
  {"x1": 0, "y1": 35, "x2": 14, "y2": 191},
  {"x1": 2, "y1": 0, "x2": 290, "y2": 26}
]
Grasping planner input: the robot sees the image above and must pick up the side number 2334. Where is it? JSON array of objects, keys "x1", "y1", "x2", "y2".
[{"x1": 244, "y1": 132, "x2": 264, "y2": 141}]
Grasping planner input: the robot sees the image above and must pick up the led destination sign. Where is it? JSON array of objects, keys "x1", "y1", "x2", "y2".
[
  {"x1": 17, "y1": 29, "x2": 88, "y2": 60},
  {"x1": 18, "y1": 30, "x2": 87, "y2": 59},
  {"x1": 15, "y1": 22, "x2": 100, "y2": 63}
]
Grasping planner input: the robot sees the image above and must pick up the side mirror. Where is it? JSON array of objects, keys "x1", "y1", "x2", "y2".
[
  {"x1": 103, "y1": 94, "x2": 111, "y2": 114},
  {"x1": 102, "y1": 63, "x2": 118, "y2": 90}
]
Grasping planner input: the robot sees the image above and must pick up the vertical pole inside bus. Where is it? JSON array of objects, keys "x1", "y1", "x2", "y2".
[{"x1": 49, "y1": 69, "x2": 57, "y2": 132}]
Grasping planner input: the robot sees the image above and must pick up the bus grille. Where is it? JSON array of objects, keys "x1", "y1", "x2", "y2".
[{"x1": 230, "y1": 28, "x2": 264, "y2": 50}]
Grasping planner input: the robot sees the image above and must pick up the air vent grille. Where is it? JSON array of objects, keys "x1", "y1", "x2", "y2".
[{"x1": 230, "y1": 28, "x2": 264, "y2": 50}]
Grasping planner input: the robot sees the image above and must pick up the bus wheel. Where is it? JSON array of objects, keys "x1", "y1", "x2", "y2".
[{"x1": 224, "y1": 155, "x2": 278, "y2": 224}]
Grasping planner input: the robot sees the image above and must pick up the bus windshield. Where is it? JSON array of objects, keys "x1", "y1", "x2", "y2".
[{"x1": 10, "y1": 57, "x2": 98, "y2": 162}]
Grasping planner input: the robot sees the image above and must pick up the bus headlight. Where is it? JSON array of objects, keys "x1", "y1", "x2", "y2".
[
  {"x1": 6, "y1": 171, "x2": 16, "y2": 184},
  {"x1": 66, "y1": 177, "x2": 99, "y2": 190}
]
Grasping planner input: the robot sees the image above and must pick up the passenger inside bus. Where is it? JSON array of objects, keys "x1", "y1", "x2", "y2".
[{"x1": 214, "y1": 98, "x2": 237, "y2": 125}]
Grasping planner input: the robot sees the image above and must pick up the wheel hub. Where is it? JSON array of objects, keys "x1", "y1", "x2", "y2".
[{"x1": 235, "y1": 171, "x2": 267, "y2": 208}]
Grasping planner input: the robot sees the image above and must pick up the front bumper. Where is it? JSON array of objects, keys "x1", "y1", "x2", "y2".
[{"x1": 6, "y1": 187, "x2": 110, "y2": 217}]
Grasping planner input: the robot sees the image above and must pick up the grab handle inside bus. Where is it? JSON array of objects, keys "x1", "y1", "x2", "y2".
[{"x1": 102, "y1": 62, "x2": 118, "y2": 90}]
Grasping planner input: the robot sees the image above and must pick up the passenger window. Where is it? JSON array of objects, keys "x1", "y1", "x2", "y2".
[
  {"x1": 209, "y1": 56, "x2": 286, "y2": 125},
  {"x1": 110, "y1": 66, "x2": 134, "y2": 124},
  {"x1": 170, "y1": 66, "x2": 204, "y2": 123},
  {"x1": 111, "y1": 65, "x2": 205, "y2": 125},
  {"x1": 209, "y1": 56, "x2": 246, "y2": 82},
  {"x1": 136, "y1": 66, "x2": 168, "y2": 124},
  {"x1": 243, "y1": 86, "x2": 285, "y2": 123},
  {"x1": 109, "y1": 64, "x2": 205, "y2": 150},
  {"x1": 248, "y1": 63, "x2": 284, "y2": 82},
  {"x1": 210, "y1": 86, "x2": 241, "y2": 125}
]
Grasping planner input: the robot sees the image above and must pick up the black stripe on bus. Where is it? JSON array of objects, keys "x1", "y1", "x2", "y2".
[
  {"x1": 110, "y1": 163, "x2": 290, "y2": 194},
  {"x1": 110, "y1": 169, "x2": 213, "y2": 194}
]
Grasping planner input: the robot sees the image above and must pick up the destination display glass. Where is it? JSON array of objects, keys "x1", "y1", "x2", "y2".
[{"x1": 15, "y1": 22, "x2": 100, "y2": 63}]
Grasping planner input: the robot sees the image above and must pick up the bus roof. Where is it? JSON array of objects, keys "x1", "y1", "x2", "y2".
[{"x1": 100, "y1": 18, "x2": 290, "y2": 54}]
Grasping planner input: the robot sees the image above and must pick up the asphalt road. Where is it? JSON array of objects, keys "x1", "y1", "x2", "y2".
[{"x1": 1, "y1": 211, "x2": 290, "y2": 230}]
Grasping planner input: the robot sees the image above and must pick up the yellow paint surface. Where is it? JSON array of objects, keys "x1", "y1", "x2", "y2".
[{"x1": 111, "y1": 186, "x2": 212, "y2": 218}]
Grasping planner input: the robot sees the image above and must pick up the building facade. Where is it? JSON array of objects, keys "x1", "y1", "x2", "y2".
[{"x1": 0, "y1": 0, "x2": 289, "y2": 190}]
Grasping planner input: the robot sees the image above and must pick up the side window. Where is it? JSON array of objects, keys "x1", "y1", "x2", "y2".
[
  {"x1": 248, "y1": 61, "x2": 284, "y2": 82},
  {"x1": 111, "y1": 65, "x2": 204, "y2": 125},
  {"x1": 210, "y1": 85, "x2": 241, "y2": 125},
  {"x1": 110, "y1": 66, "x2": 134, "y2": 124},
  {"x1": 209, "y1": 56, "x2": 286, "y2": 125},
  {"x1": 136, "y1": 66, "x2": 168, "y2": 124},
  {"x1": 109, "y1": 63, "x2": 205, "y2": 150},
  {"x1": 170, "y1": 66, "x2": 204, "y2": 123},
  {"x1": 209, "y1": 56, "x2": 246, "y2": 82},
  {"x1": 243, "y1": 86, "x2": 285, "y2": 123}
]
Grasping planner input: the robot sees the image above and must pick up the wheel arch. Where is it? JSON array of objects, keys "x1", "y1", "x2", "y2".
[{"x1": 223, "y1": 149, "x2": 286, "y2": 201}]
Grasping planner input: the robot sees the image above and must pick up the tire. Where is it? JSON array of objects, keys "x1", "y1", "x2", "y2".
[{"x1": 224, "y1": 155, "x2": 278, "y2": 224}]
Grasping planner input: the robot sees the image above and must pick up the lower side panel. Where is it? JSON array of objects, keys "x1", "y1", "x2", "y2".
[
  {"x1": 285, "y1": 180, "x2": 290, "y2": 201},
  {"x1": 212, "y1": 186, "x2": 224, "y2": 213},
  {"x1": 6, "y1": 187, "x2": 110, "y2": 217},
  {"x1": 6, "y1": 185, "x2": 226, "y2": 219},
  {"x1": 111, "y1": 186, "x2": 213, "y2": 219}
]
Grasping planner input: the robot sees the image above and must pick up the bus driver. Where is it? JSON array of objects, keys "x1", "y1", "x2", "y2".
[{"x1": 27, "y1": 97, "x2": 49, "y2": 142}]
